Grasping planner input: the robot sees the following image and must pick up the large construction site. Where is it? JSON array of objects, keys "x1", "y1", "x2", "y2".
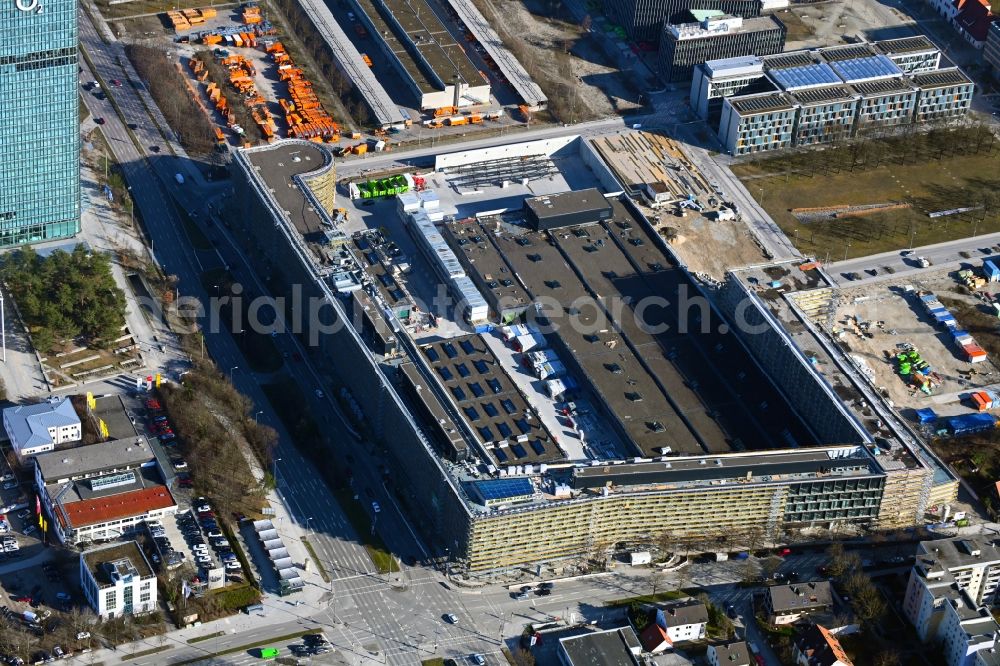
[
  {"x1": 590, "y1": 132, "x2": 770, "y2": 275},
  {"x1": 228, "y1": 132, "x2": 958, "y2": 572}
]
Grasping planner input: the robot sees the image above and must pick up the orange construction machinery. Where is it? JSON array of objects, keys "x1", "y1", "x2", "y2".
[
  {"x1": 200, "y1": 32, "x2": 258, "y2": 47},
  {"x1": 166, "y1": 7, "x2": 216, "y2": 32},
  {"x1": 423, "y1": 109, "x2": 499, "y2": 128},
  {"x1": 433, "y1": 106, "x2": 458, "y2": 118},
  {"x1": 267, "y1": 42, "x2": 339, "y2": 141}
]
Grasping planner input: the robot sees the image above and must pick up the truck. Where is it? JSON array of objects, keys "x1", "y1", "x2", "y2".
[{"x1": 174, "y1": 173, "x2": 185, "y2": 185}]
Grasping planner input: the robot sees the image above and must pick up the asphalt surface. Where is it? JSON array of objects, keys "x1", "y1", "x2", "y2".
[
  {"x1": 79, "y1": 11, "x2": 510, "y2": 664},
  {"x1": 828, "y1": 231, "x2": 1000, "y2": 288}
]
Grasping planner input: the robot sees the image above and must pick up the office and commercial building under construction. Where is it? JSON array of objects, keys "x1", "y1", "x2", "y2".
[{"x1": 232, "y1": 135, "x2": 956, "y2": 573}]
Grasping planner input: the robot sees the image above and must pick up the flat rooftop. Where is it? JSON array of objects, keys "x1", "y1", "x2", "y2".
[
  {"x1": 420, "y1": 335, "x2": 564, "y2": 465},
  {"x1": 82, "y1": 541, "x2": 154, "y2": 582},
  {"x1": 793, "y1": 84, "x2": 858, "y2": 106},
  {"x1": 441, "y1": 220, "x2": 531, "y2": 312},
  {"x1": 817, "y1": 43, "x2": 876, "y2": 62},
  {"x1": 911, "y1": 68, "x2": 973, "y2": 88},
  {"x1": 874, "y1": 35, "x2": 938, "y2": 55},
  {"x1": 730, "y1": 92, "x2": 796, "y2": 115},
  {"x1": 36, "y1": 437, "x2": 155, "y2": 482},
  {"x1": 243, "y1": 143, "x2": 330, "y2": 236},
  {"x1": 92, "y1": 395, "x2": 139, "y2": 441},
  {"x1": 667, "y1": 14, "x2": 783, "y2": 41},
  {"x1": 853, "y1": 77, "x2": 916, "y2": 97},
  {"x1": 475, "y1": 197, "x2": 813, "y2": 458},
  {"x1": 572, "y1": 446, "x2": 880, "y2": 491},
  {"x1": 729, "y1": 261, "x2": 940, "y2": 477},
  {"x1": 355, "y1": 0, "x2": 483, "y2": 95},
  {"x1": 524, "y1": 188, "x2": 611, "y2": 221}
]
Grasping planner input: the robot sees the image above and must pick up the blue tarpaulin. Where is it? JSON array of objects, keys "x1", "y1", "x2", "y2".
[
  {"x1": 948, "y1": 413, "x2": 997, "y2": 436},
  {"x1": 915, "y1": 408, "x2": 937, "y2": 423}
]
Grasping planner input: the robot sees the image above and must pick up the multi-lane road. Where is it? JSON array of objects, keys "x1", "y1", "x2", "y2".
[{"x1": 79, "y1": 9, "x2": 515, "y2": 664}]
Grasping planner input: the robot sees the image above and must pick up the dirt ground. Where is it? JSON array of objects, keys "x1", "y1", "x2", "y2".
[
  {"x1": 775, "y1": 0, "x2": 917, "y2": 50},
  {"x1": 832, "y1": 272, "x2": 1000, "y2": 416},
  {"x1": 648, "y1": 208, "x2": 769, "y2": 277},
  {"x1": 476, "y1": 0, "x2": 642, "y2": 120}
]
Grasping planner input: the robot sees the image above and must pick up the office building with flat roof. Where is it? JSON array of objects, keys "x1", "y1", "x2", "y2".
[
  {"x1": 231, "y1": 138, "x2": 949, "y2": 574},
  {"x1": 603, "y1": 0, "x2": 761, "y2": 44},
  {"x1": 700, "y1": 38, "x2": 973, "y2": 154},
  {"x1": 690, "y1": 55, "x2": 774, "y2": 124},
  {"x1": 80, "y1": 541, "x2": 157, "y2": 619},
  {"x1": 0, "y1": 0, "x2": 80, "y2": 247},
  {"x1": 719, "y1": 92, "x2": 797, "y2": 155},
  {"x1": 874, "y1": 35, "x2": 942, "y2": 74},
  {"x1": 658, "y1": 14, "x2": 785, "y2": 82},
  {"x1": 912, "y1": 68, "x2": 976, "y2": 122}
]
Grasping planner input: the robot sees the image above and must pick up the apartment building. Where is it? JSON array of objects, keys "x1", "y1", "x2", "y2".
[
  {"x1": 558, "y1": 627, "x2": 642, "y2": 666},
  {"x1": 906, "y1": 539, "x2": 1000, "y2": 624},
  {"x1": 794, "y1": 625, "x2": 854, "y2": 666},
  {"x1": 80, "y1": 542, "x2": 157, "y2": 619},
  {"x1": 927, "y1": 0, "x2": 996, "y2": 48},
  {"x1": 3, "y1": 398, "x2": 81, "y2": 460},
  {"x1": 658, "y1": 13, "x2": 785, "y2": 82},
  {"x1": 708, "y1": 641, "x2": 752, "y2": 666},
  {"x1": 602, "y1": 0, "x2": 762, "y2": 43}
]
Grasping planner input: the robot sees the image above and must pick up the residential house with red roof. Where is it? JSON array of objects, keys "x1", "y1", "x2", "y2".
[{"x1": 928, "y1": 0, "x2": 996, "y2": 47}]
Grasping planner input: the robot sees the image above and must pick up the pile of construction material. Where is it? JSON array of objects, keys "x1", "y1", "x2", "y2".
[
  {"x1": 166, "y1": 7, "x2": 217, "y2": 33},
  {"x1": 919, "y1": 291, "x2": 987, "y2": 363}
]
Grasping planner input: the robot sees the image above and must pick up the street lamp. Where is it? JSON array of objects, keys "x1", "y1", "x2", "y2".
[
  {"x1": 254, "y1": 410, "x2": 263, "y2": 424},
  {"x1": 229, "y1": 365, "x2": 238, "y2": 382},
  {"x1": 273, "y1": 457, "x2": 282, "y2": 488},
  {"x1": 306, "y1": 516, "x2": 313, "y2": 533}
]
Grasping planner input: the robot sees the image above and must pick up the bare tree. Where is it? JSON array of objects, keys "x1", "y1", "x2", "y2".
[
  {"x1": 511, "y1": 647, "x2": 536, "y2": 666},
  {"x1": 648, "y1": 570, "x2": 667, "y2": 596},
  {"x1": 760, "y1": 556, "x2": 783, "y2": 580}
]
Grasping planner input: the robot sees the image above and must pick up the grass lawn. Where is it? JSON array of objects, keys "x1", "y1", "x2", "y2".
[
  {"x1": 732, "y1": 130, "x2": 1000, "y2": 261},
  {"x1": 421, "y1": 660, "x2": 445, "y2": 666}
]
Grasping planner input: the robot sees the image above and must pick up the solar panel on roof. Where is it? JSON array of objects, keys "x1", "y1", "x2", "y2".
[
  {"x1": 829, "y1": 55, "x2": 901, "y2": 83},
  {"x1": 769, "y1": 63, "x2": 840, "y2": 90},
  {"x1": 473, "y1": 477, "x2": 534, "y2": 501},
  {"x1": 511, "y1": 443, "x2": 527, "y2": 459}
]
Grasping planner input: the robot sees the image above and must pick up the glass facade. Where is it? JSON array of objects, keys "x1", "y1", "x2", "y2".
[{"x1": 0, "y1": 0, "x2": 80, "y2": 247}]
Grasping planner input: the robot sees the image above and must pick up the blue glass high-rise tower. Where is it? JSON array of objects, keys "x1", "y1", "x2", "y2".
[{"x1": 0, "y1": 0, "x2": 80, "y2": 247}]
